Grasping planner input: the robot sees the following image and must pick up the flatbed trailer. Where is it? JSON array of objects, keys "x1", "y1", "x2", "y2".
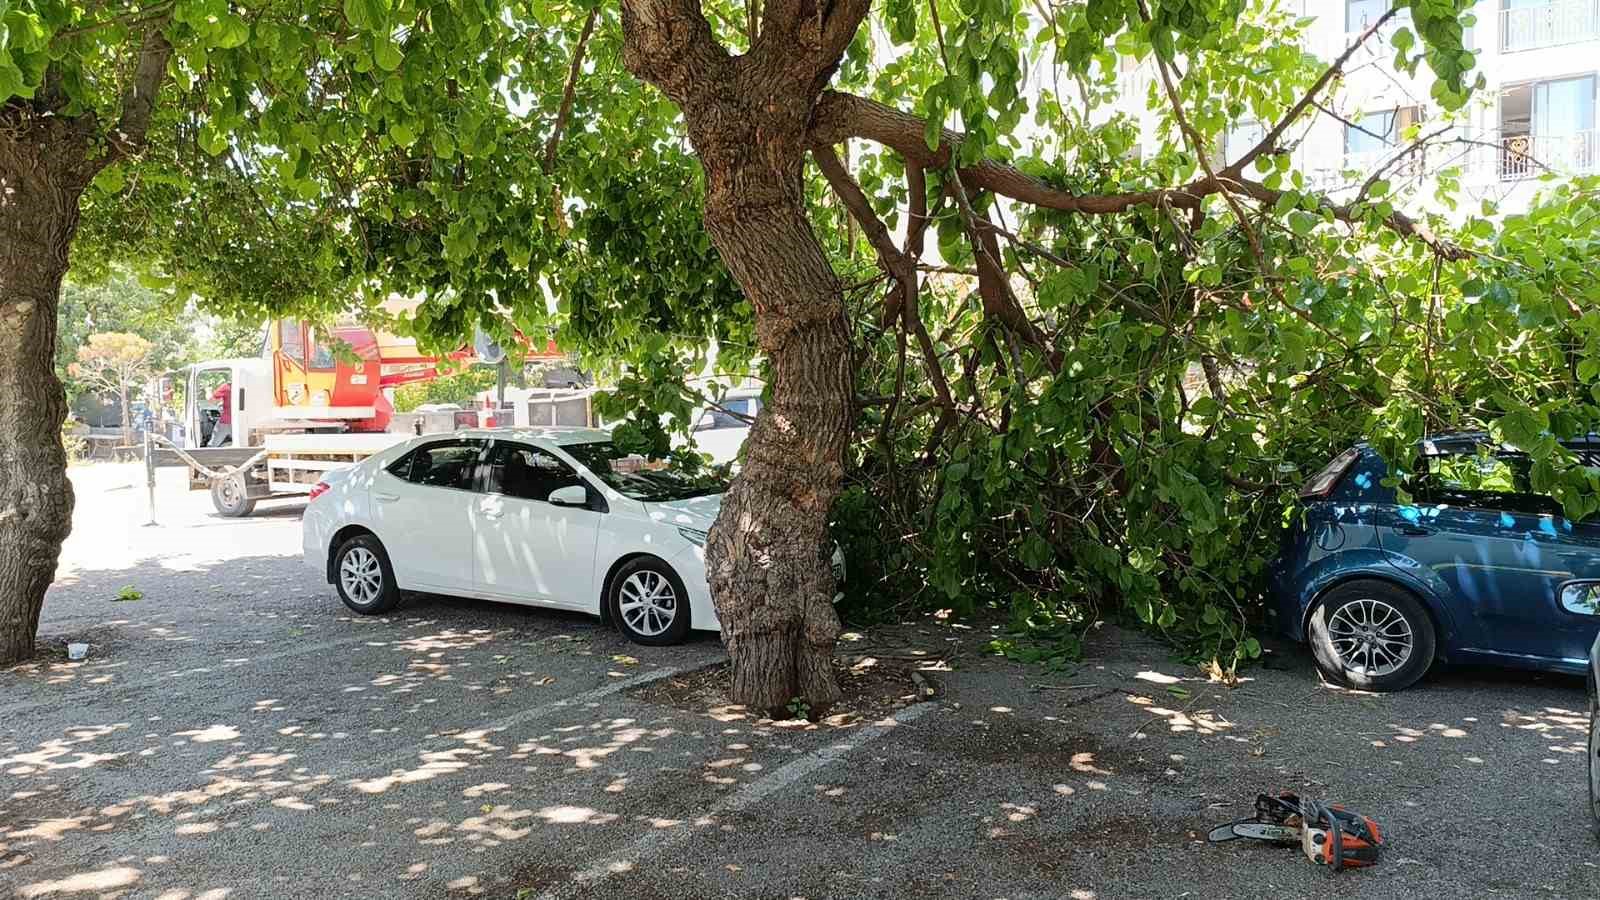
[{"x1": 149, "y1": 432, "x2": 411, "y2": 518}]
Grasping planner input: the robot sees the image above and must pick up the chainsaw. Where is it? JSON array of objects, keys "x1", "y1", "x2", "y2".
[{"x1": 1207, "y1": 792, "x2": 1384, "y2": 871}]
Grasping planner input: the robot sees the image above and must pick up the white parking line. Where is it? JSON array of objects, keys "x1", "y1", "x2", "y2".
[
  {"x1": 334, "y1": 661, "x2": 715, "y2": 786},
  {"x1": 0, "y1": 630, "x2": 397, "y2": 719},
  {"x1": 536, "y1": 700, "x2": 939, "y2": 899}
]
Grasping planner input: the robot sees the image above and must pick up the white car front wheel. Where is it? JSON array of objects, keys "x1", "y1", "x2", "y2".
[{"x1": 609, "y1": 558, "x2": 690, "y2": 646}]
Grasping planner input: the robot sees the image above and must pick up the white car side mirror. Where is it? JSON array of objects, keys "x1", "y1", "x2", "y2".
[{"x1": 548, "y1": 485, "x2": 589, "y2": 508}]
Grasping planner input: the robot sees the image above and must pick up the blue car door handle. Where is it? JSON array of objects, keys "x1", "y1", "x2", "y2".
[{"x1": 1395, "y1": 524, "x2": 1434, "y2": 535}]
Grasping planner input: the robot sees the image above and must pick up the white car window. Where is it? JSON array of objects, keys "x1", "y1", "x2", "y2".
[
  {"x1": 388, "y1": 440, "x2": 484, "y2": 491},
  {"x1": 486, "y1": 443, "x2": 586, "y2": 503}
]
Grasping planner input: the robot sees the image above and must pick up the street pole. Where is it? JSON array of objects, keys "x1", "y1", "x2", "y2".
[{"x1": 143, "y1": 429, "x2": 158, "y2": 526}]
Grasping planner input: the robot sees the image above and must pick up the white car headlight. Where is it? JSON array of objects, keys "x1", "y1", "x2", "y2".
[{"x1": 678, "y1": 527, "x2": 709, "y2": 546}]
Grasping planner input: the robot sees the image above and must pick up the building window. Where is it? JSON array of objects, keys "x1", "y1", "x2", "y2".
[
  {"x1": 1499, "y1": 75, "x2": 1597, "y2": 179},
  {"x1": 1500, "y1": 0, "x2": 1600, "y2": 53},
  {"x1": 1346, "y1": 0, "x2": 1390, "y2": 31},
  {"x1": 1343, "y1": 106, "x2": 1422, "y2": 170},
  {"x1": 1220, "y1": 121, "x2": 1266, "y2": 164}
]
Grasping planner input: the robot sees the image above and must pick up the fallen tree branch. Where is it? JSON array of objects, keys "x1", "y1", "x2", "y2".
[{"x1": 807, "y1": 84, "x2": 1467, "y2": 261}]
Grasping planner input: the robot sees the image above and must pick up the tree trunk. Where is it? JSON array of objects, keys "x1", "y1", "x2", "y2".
[
  {"x1": 119, "y1": 381, "x2": 132, "y2": 447},
  {"x1": 699, "y1": 152, "x2": 853, "y2": 716},
  {"x1": 0, "y1": 125, "x2": 88, "y2": 667},
  {"x1": 619, "y1": 0, "x2": 869, "y2": 715}
]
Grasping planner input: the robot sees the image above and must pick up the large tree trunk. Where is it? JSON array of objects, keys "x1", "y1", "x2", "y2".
[
  {"x1": 0, "y1": 123, "x2": 89, "y2": 667},
  {"x1": 698, "y1": 136, "x2": 853, "y2": 716},
  {"x1": 620, "y1": 0, "x2": 865, "y2": 715}
]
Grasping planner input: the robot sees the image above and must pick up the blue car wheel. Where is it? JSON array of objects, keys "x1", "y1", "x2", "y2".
[{"x1": 1307, "y1": 579, "x2": 1436, "y2": 692}]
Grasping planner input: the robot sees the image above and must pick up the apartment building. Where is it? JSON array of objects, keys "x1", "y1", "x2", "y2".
[{"x1": 1117, "y1": 0, "x2": 1599, "y2": 214}]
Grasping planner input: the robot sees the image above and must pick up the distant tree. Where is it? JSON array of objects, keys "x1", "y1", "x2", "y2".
[
  {"x1": 68, "y1": 333, "x2": 154, "y2": 445},
  {"x1": 56, "y1": 271, "x2": 193, "y2": 392}
]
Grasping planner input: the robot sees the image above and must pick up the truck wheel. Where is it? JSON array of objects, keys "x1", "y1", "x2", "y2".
[{"x1": 211, "y1": 475, "x2": 257, "y2": 518}]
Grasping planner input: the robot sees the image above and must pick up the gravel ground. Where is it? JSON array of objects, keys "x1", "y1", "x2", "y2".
[{"x1": 2, "y1": 463, "x2": 1597, "y2": 899}]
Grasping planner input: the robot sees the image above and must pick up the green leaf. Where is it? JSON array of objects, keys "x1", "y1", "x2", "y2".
[
  {"x1": 390, "y1": 120, "x2": 418, "y2": 148},
  {"x1": 214, "y1": 13, "x2": 250, "y2": 49},
  {"x1": 91, "y1": 164, "x2": 126, "y2": 194},
  {"x1": 431, "y1": 128, "x2": 454, "y2": 158},
  {"x1": 373, "y1": 35, "x2": 403, "y2": 71},
  {"x1": 0, "y1": 52, "x2": 30, "y2": 100},
  {"x1": 923, "y1": 111, "x2": 943, "y2": 153},
  {"x1": 343, "y1": 0, "x2": 390, "y2": 31}
]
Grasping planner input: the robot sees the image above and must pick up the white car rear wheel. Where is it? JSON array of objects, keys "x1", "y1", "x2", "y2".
[{"x1": 334, "y1": 535, "x2": 400, "y2": 614}]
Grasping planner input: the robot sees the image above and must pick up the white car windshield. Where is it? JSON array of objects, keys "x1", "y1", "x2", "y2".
[{"x1": 563, "y1": 441, "x2": 727, "y2": 502}]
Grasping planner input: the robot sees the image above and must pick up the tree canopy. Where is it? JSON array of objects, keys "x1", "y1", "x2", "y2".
[{"x1": 4, "y1": 0, "x2": 1598, "y2": 685}]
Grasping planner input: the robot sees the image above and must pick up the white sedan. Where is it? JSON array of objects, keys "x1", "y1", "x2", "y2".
[{"x1": 302, "y1": 427, "x2": 841, "y2": 644}]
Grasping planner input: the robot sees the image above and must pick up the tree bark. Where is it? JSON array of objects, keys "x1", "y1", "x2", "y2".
[
  {"x1": 699, "y1": 162, "x2": 852, "y2": 716},
  {"x1": 620, "y1": 0, "x2": 865, "y2": 714},
  {"x1": 0, "y1": 119, "x2": 89, "y2": 667}
]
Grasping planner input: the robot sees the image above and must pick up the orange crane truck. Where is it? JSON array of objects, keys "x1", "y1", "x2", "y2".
[{"x1": 149, "y1": 316, "x2": 564, "y2": 517}]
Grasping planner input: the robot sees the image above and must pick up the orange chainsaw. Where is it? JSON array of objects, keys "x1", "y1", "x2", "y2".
[{"x1": 1207, "y1": 792, "x2": 1384, "y2": 871}]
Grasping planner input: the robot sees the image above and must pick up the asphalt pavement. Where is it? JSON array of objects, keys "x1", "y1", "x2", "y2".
[{"x1": 2, "y1": 463, "x2": 1596, "y2": 899}]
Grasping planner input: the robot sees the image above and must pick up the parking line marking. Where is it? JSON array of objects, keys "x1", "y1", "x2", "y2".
[
  {"x1": 536, "y1": 700, "x2": 938, "y2": 899},
  {"x1": 335, "y1": 661, "x2": 718, "y2": 786},
  {"x1": 0, "y1": 630, "x2": 395, "y2": 719}
]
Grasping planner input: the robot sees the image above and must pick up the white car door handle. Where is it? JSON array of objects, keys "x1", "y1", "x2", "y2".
[
  {"x1": 481, "y1": 507, "x2": 503, "y2": 519},
  {"x1": 374, "y1": 491, "x2": 399, "y2": 502}
]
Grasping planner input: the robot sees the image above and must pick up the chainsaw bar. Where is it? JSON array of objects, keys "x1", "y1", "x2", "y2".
[{"x1": 1207, "y1": 821, "x2": 1301, "y2": 844}]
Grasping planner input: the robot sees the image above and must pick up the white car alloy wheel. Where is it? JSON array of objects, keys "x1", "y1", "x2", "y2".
[
  {"x1": 1326, "y1": 596, "x2": 1414, "y2": 677},
  {"x1": 619, "y1": 570, "x2": 678, "y2": 637},
  {"x1": 340, "y1": 546, "x2": 385, "y2": 608}
]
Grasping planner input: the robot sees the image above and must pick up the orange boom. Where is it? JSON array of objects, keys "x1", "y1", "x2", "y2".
[{"x1": 269, "y1": 319, "x2": 563, "y2": 432}]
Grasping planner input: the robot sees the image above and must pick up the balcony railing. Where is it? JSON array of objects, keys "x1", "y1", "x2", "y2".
[
  {"x1": 1118, "y1": 64, "x2": 1153, "y2": 106},
  {"x1": 1497, "y1": 129, "x2": 1599, "y2": 179},
  {"x1": 1500, "y1": 0, "x2": 1600, "y2": 52},
  {"x1": 1304, "y1": 147, "x2": 1428, "y2": 191}
]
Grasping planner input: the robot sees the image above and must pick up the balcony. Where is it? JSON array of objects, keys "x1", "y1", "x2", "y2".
[
  {"x1": 1117, "y1": 64, "x2": 1154, "y2": 107},
  {"x1": 1496, "y1": 129, "x2": 1599, "y2": 178},
  {"x1": 1500, "y1": 0, "x2": 1600, "y2": 52},
  {"x1": 1303, "y1": 147, "x2": 1428, "y2": 192}
]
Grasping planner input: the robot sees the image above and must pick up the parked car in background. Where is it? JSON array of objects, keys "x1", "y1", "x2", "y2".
[
  {"x1": 303, "y1": 427, "x2": 844, "y2": 644},
  {"x1": 683, "y1": 389, "x2": 761, "y2": 467},
  {"x1": 1269, "y1": 433, "x2": 1600, "y2": 692}
]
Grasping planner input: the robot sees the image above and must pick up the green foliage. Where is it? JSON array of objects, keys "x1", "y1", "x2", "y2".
[
  {"x1": 817, "y1": 2, "x2": 1595, "y2": 675},
  {"x1": 57, "y1": 272, "x2": 193, "y2": 389},
  {"x1": 19, "y1": 0, "x2": 1582, "y2": 680},
  {"x1": 393, "y1": 366, "x2": 498, "y2": 412}
]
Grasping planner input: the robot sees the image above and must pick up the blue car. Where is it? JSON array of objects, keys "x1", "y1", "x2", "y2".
[{"x1": 1269, "y1": 433, "x2": 1600, "y2": 692}]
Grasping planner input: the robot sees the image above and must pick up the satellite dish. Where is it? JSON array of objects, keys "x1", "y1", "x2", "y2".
[{"x1": 473, "y1": 327, "x2": 506, "y2": 366}]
